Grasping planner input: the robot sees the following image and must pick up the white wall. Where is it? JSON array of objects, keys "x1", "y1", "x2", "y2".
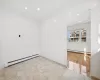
[
  {"x1": 91, "y1": 5, "x2": 100, "y2": 54},
  {"x1": 91, "y1": 2, "x2": 100, "y2": 79},
  {"x1": 67, "y1": 22, "x2": 91, "y2": 52},
  {"x1": 0, "y1": 12, "x2": 40, "y2": 67},
  {"x1": 0, "y1": 54, "x2": 3, "y2": 69},
  {"x1": 41, "y1": 15, "x2": 67, "y2": 65}
]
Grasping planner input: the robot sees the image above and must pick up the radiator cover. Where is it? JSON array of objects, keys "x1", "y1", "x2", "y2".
[{"x1": 6, "y1": 54, "x2": 39, "y2": 67}]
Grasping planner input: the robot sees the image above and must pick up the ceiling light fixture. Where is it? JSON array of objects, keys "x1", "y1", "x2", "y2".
[
  {"x1": 94, "y1": 3, "x2": 97, "y2": 6},
  {"x1": 77, "y1": 14, "x2": 80, "y2": 16},
  {"x1": 25, "y1": 7, "x2": 27, "y2": 10},
  {"x1": 37, "y1": 8, "x2": 40, "y2": 11}
]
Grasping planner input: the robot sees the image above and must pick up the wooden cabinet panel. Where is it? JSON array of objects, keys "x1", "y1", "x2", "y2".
[{"x1": 67, "y1": 51, "x2": 91, "y2": 76}]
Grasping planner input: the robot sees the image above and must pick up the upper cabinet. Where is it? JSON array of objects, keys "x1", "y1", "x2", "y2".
[
  {"x1": 68, "y1": 29, "x2": 86, "y2": 42},
  {"x1": 81, "y1": 30, "x2": 86, "y2": 42}
]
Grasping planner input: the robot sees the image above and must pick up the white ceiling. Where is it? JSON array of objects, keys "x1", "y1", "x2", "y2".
[{"x1": 0, "y1": 0, "x2": 98, "y2": 21}]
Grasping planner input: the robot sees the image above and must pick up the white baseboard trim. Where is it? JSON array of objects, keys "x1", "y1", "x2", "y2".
[{"x1": 5, "y1": 54, "x2": 39, "y2": 67}]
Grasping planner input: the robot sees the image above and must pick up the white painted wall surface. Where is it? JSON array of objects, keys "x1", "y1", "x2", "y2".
[
  {"x1": 67, "y1": 22, "x2": 91, "y2": 52},
  {"x1": 91, "y1": 2, "x2": 100, "y2": 79},
  {"x1": 0, "y1": 12, "x2": 5, "y2": 68},
  {"x1": 0, "y1": 55, "x2": 3, "y2": 69},
  {"x1": 0, "y1": 12, "x2": 40, "y2": 67},
  {"x1": 41, "y1": 15, "x2": 67, "y2": 65}
]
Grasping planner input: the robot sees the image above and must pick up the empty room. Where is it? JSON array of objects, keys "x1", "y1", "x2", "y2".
[{"x1": 0, "y1": 0, "x2": 100, "y2": 80}]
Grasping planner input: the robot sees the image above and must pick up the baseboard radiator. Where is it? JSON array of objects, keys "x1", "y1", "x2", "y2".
[{"x1": 7, "y1": 54, "x2": 39, "y2": 67}]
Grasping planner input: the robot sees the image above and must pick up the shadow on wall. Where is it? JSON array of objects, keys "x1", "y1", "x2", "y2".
[{"x1": 91, "y1": 51, "x2": 100, "y2": 79}]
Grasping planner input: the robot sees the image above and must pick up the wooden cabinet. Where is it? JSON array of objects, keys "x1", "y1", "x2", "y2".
[{"x1": 67, "y1": 51, "x2": 91, "y2": 76}]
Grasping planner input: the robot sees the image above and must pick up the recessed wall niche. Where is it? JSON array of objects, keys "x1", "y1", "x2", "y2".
[{"x1": 67, "y1": 22, "x2": 91, "y2": 52}]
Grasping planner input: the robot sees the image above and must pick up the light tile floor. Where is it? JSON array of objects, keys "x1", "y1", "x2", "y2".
[{"x1": 0, "y1": 57, "x2": 91, "y2": 80}]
